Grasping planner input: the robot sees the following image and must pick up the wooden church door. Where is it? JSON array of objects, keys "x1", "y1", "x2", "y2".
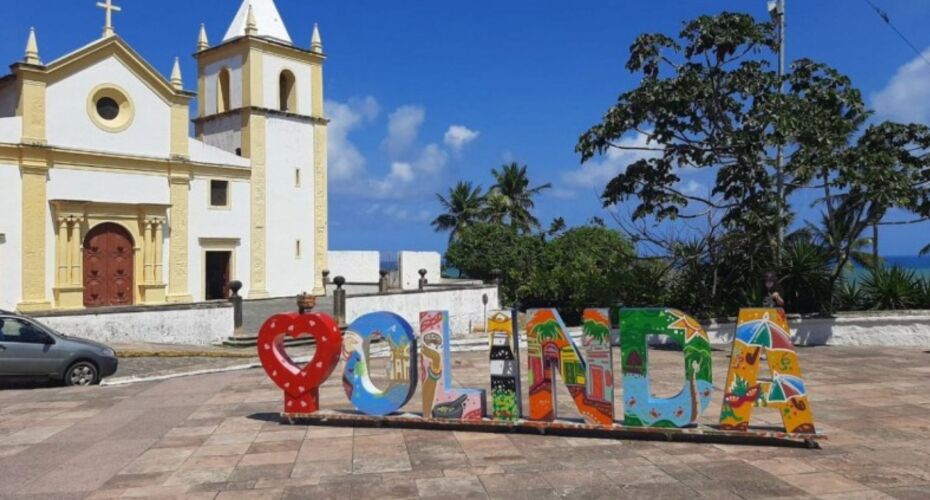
[{"x1": 83, "y1": 223, "x2": 135, "y2": 308}]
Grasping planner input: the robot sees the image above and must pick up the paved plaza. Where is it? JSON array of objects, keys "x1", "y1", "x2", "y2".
[{"x1": 1, "y1": 346, "x2": 929, "y2": 499}]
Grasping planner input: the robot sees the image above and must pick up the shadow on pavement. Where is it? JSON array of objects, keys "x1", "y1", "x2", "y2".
[
  {"x1": 248, "y1": 412, "x2": 283, "y2": 423},
  {"x1": 0, "y1": 377, "x2": 61, "y2": 390}
]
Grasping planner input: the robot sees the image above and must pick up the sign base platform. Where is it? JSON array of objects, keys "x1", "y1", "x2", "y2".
[{"x1": 281, "y1": 410, "x2": 825, "y2": 449}]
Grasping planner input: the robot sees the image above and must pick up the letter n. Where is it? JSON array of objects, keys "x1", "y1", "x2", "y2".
[
  {"x1": 719, "y1": 308, "x2": 815, "y2": 434},
  {"x1": 526, "y1": 308, "x2": 614, "y2": 426}
]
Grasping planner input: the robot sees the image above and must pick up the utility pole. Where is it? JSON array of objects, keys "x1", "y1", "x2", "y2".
[{"x1": 769, "y1": 0, "x2": 786, "y2": 262}]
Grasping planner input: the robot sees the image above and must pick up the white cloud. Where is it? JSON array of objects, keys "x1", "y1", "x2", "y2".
[
  {"x1": 680, "y1": 179, "x2": 704, "y2": 195},
  {"x1": 326, "y1": 96, "x2": 380, "y2": 181},
  {"x1": 363, "y1": 203, "x2": 433, "y2": 223},
  {"x1": 443, "y1": 125, "x2": 480, "y2": 153},
  {"x1": 414, "y1": 144, "x2": 448, "y2": 174},
  {"x1": 329, "y1": 100, "x2": 456, "y2": 202},
  {"x1": 548, "y1": 188, "x2": 578, "y2": 200},
  {"x1": 872, "y1": 47, "x2": 930, "y2": 123},
  {"x1": 388, "y1": 162, "x2": 415, "y2": 183},
  {"x1": 383, "y1": 105, "x2": 426, "y2": 157},
  {"x1": 562, "y1": 132, "x2": 661, "y2": 189}
]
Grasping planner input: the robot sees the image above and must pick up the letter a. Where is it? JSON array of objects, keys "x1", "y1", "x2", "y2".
[{"x1": 719, "y1": 308, "x2": 815, "y2": 434}]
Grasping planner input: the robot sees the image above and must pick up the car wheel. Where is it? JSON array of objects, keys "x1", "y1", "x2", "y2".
[{"x1": 65, "y1": 361, "x2": 99, "y2": 386}]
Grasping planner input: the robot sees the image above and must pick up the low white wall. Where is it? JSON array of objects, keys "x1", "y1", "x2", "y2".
[
  {"x1": 345, "y1": 285, "x2": 498, "y2": 337},
  {"x1": 397, "y1": 251, "x2": 441, "y2": 290},
  {"x1": 33, "y1": 303, "x2": 233, "y2": 345},
  {"x1": 700, "y1": 311, "x2": 930, "y2": 347},
  {"x1": 328, "y1": 251, "x2": 381, "y2": 284}
]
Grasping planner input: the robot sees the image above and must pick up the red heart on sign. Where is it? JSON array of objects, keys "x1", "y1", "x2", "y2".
[{"x1": 257, "y1": 312, "x2": 343, "y2": 414}]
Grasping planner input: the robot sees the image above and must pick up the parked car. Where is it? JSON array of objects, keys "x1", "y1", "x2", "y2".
[{"x1": 0, "y1": 311, "x2": 118, "y2": 386}]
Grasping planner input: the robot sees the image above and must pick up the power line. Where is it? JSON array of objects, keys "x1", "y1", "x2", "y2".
[{"x1": 862, "y1": 0, "x2": 930, "y2": 67}]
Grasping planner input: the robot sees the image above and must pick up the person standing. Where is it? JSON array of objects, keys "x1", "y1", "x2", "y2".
[{"x1": 762, "y1": 271, "x2": 785, "y2": 308}]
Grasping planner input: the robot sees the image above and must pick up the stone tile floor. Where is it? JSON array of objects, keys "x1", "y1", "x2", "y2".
[{"x1": 0, "y1": 346, "x2": 928, "y2": 499}]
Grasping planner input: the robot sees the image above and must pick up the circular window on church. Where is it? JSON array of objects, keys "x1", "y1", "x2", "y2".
[
  {"x1": 87, "y1": 84, "x2": 134, "y2": 133},
  {"x1": 96, "y1": 97, "x2": 120, "y2": 120}
]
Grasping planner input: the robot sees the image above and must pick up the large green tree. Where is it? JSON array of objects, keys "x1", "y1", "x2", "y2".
[
  {"x1": 431, "y1": 181, "x2": 485, "y2": 243},
  {"x1": 444, "y1": 223, "x2": 544, "y2": 305},
  {"x1": 528, "y1": 225, "x2": 635, "y2": 321},
  {"x1": 576, "y1": 12, "x2": 930, "y2": 315}
]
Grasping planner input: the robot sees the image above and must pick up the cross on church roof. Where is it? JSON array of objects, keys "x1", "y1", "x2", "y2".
[{"x1": 97, "y1": 0, "x2": 122, "y2": 38}]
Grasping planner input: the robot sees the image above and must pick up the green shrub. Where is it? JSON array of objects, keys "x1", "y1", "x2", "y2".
[
  {"x1": 920, "y1": 277, "x2": 930, "y2": 310},
  {"x1": 527, "y1": 225, "x2": 635, "y2": 323},
  {"x1": 861, "y1": 266, "x2": 922, "y2": 310},
  {"x1": 834, "y1": 279, "x2": 867, "y2": 311},
  {"x1": 445, "y1": 224, "x2": 544, "y2": 306},
  {"x1": 779, "y1": 238, "x2": 833, "y2": 313}
]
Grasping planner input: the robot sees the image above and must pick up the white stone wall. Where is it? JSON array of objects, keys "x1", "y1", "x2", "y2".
[
  {"x1": 397, "y1": 251, "x2": 442, "y2": 290},
  {"x1": 265, "y1": 116, "x2": 315, "y2": 297},
  {"x1": 345, "y1": 286, "x2": 499, "y2": 337},
  {"x1": 202, "y1": 54, "x2": 244, "y2": 116},
  {"x1": 199, "y1": 114, "x2": 242, "y2": 156},
  {"x1": 34, "y1": 304, "x2": 233, "y2": 345},
  {"x1": 0, "y1": 116, "x2": 21, "y2": 142},
  {"x1": 48, "y1": 168, "x2": 170, "y2": 205},
  {"x1": 262, "y1": 54, "x2": 313, "y2": 115},
  {"x1": 701, "y1": 312, "x2": 930, "y2": 347},
  {"x1": 0, "y1": 164, "x2": 22, "y2": 310},
  {"x1": 188, "y1": 178, "x2": 252, "y2": 300},
  {"x1": 328, "y1": 251, "x2": 380, "y2": 283},
  {"x1": 46, "y1": 56, "x2": 171, "y2": 158}
]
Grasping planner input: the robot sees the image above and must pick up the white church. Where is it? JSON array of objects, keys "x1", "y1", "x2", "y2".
[{"x1": 0, "y1": 0, "x2": 329, "y2": 312}]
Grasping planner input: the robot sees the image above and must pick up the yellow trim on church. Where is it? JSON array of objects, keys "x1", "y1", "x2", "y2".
[{"x1": 17, "y1": 153, "x2": 51, "y2": 312}]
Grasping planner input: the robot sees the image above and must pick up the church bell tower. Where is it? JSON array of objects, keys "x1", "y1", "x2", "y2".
[{"x1": 193, "y1": 0, "x2": 328, "y2": 298}]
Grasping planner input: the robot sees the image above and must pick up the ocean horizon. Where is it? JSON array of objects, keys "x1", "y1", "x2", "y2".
[{"x1": 381, "y1": 255, "x2": 930, "y2": 278}]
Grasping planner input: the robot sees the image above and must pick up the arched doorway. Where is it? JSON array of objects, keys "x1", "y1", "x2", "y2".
[{"x1": 83, "y1": 223, "x2": 134, "y2": 308}]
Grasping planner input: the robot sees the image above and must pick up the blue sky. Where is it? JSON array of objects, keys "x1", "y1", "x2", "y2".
[{"x1": 3, "y1": 0, "x2": 930, "y2": 256}]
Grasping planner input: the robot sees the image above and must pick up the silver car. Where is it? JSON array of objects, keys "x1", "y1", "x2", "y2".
[{"x1": 0, "y1": 311, "x2": 118, "y2": 386}]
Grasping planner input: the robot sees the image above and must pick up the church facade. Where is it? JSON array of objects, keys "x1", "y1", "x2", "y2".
[{"x1": 0, "y1": 0, "x2": 329, "y2": 312}]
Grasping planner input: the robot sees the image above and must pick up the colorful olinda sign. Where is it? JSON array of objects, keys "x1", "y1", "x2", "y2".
[{"x1": 258, "y1": 307, "x2": 816, "y2": 436}]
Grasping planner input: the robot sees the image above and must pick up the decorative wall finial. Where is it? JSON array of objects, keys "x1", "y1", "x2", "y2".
[
  {"x1": 24, "y1": 27, "x2": 41, "y2": 65},
  {"x1": 197, "y1": 23, "x2": 210, "y2": 51},
  {"x1": 245, "y1": 3, "x2": 258, "y2": 36},
  {"x1": 170, "y1": 57, "x2": 183, "y2": 90},
  {"x1": 311, "y1": 23, "x2": 323, "y2": 53}
]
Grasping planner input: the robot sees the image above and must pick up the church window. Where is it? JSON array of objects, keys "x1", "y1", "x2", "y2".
[
  {"x1": 279, "y1": 70, "x2": 297, "y2": 112},
  {"x1": 96, "y1": 97, "x2": 120, "y2": 120},
  {"x1": 217, "y1": 68, "x2": 231, "y2": 113},
  {"x1": 210, "y1": 180, "x2": 230, "y2": 208},
  {"x1": 295, "y1": 168, "x2": 301, "y2": 187},
  {"x1": 295, "y1": 239, "x2": 302, "y2": 259},
  {"x1": 87, "y1": 84, "x2": 134, "y2": 133}
]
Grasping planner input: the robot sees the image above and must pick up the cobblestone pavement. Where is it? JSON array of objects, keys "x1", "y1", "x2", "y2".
[{"x1": 1, "y1": 346, "x2": 929, "y2": 499}]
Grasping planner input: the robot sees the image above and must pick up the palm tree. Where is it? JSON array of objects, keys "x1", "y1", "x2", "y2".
[
  {"x1": 921, "y1": 243, "x2": 930, "y2": 257},
  {"x1": 488, "y1": 163, "x2": 552, "y2": 234},
  {"x1": 482, "y1": 191, "x2": 509, "y2": 226},
  {"x1": 803, "y1": 208, "x2": 877, "y2": 271},
  {"x1": 432, "y1": 181, "x2": 484, "y2": 243}
]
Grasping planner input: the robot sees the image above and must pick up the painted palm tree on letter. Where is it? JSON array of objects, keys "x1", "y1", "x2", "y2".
[
  {"x1": 432, "y1": 181, "x2": 484, "y2": 243},
  {"x1": 488, "y1": 163, "x2": 552, "y2": 234}
]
